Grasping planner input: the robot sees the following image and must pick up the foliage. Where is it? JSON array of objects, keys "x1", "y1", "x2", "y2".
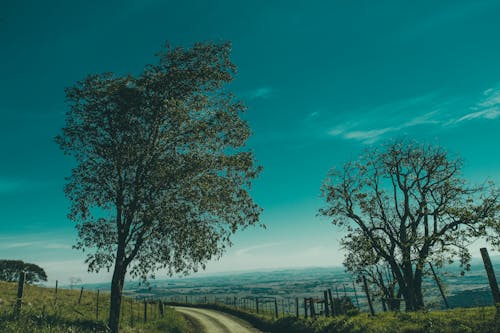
[
  {"x1": 319, "y1": 140, "x2": 499, "y2": 311},
  {"x1": 56, "y1": 41, "x2": 262, "y2": 332},
  {"x1": 0, "y1": 260, "x2": 48, "y2": 284}
]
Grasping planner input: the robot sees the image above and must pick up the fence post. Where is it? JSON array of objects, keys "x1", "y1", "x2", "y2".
[
  {"x1": 429, "y1": 262, "x2": 449, "y2": 309},
  {"x1": 55, "y1": 280, "x2": 58, "y2": 304},
  {"x1": 295, "y1": 297, "x2": 299, "y2": 318},
  {"x1": 481, "y1": 247, "x2": 500, "y2": 333},
  {"x1": 143, "y1": 299, "x2": 147, "y2": 323},
  {"x1": 328, "y1": 288, "x2": 335, "y2": 316},
  {"x1": 362, "y1": 276, "x2": 375, "y2": 316},
  {"x1": 96, "y1": 290, "x2": 100, "y2": 321},
  {"x1": 304, "y1": 298, "x2": 308, "y2": 319},
  {"x1": 159, "y1": 301, "x2": 164, "y2": 317},
  {"x1": 130, "y1": 298, "x2": 134, "y2": 327},
  {"x1": 274, "y1": 298, "x2": 278, "y2": 318},
  {"x1": 14, "y1": 271, "x2": 26, "y2": 317},
  {"x1": 310, "y1": 298, "x2": 316, "y2": 318},
  {"x1": 480, "y1": 248, "x2": 500, "y2": 304},
  {"x1": 256, "y1": 298, "x2": 259, "y2": 313},
  {"x1": 78, "y1": 287, "x2": 84, "y2": 305},
  {"x1": 323, "y1": 290, "x2": 330, "y2": 317},
  {"x1": 352, "y1": 281, "x2": 360, "y2": 309}
]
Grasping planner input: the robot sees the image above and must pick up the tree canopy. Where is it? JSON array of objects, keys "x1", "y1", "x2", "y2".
[
  {"x1": 0, "y1": 260, "x2": 47, "y2": 284},
  {"x1": 320, "y1": 140, "x2": 499, "y2": 311},
  {"x1": 56, "y1": 41, "x2": 262, "y2": 332}
]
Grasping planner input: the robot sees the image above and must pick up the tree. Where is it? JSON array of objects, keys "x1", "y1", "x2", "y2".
[
  {"x1": 0, "y1": 260, "x2": 47, "y2": 284},
  {"x1": 56, "y1": 42, "x2": 262, "y2": 333},
  {"x1": 320, "y1": 140, "x2": 498, "y2": 311}
]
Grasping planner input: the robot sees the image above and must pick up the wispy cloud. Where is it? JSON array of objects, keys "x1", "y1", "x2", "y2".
[
  {"x1": 448, "y1": 88, "x2": 500, "y2": 125},
  {"x1": 235, "y1": 242, "x2": 282, "y2": 256},
  {"x1": 325, "y1": 87, "x2": 500, "y2": 144},
  {"x1": 246, "y1": 87, "x2": 273, "y2": 100},
  {"x1": 0, "y1": 242, "x2": 37, "y2": 249}
]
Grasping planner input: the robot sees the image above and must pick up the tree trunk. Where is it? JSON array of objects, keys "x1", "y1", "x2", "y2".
[
  {"x1": 108, "y1": 246, "x2": 127, "y2": 333},
  {"x1": 413, "y1": 269, "x2": 425, "y2": 310}
]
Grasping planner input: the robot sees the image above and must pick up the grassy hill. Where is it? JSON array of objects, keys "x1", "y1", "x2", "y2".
[{"x1": 0, "y1": 281, "x2": 191, "y2": 333}]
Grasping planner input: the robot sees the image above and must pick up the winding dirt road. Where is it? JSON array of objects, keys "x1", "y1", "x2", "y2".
[{"x1": 173, "y1": 306, "x2": 263, "y2": 333}]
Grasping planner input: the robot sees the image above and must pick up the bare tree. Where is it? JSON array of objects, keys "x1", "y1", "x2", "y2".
[{"x1": 320, "y1": 140, "x2": 498, "y2": 311}]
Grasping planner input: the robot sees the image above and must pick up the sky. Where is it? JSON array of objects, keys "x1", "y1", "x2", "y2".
[{"x1": 1, "y1": 0, "x2": 500, "y2": 285}]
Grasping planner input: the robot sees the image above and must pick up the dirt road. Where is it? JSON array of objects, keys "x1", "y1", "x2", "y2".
[{"x1": 173, "y1": 306, "x2": 263, "y2": 333}]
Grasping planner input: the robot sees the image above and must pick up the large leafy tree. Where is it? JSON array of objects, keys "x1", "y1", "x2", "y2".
[
  {"x1": 320, "y1": 140, "x2": 498, "y2": 311},
  {"x1": 56, "y1": 42, "x2": 262, "y2": 332},
  {"x1": 0, "y1": 260, "x2": 47, "y2": 284}
]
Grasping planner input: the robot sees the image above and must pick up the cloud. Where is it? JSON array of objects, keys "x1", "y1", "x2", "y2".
[
  {"x1": 455, "y1": 109, "x2": 500, "y2": 123},
  {"x1": 325, "y1": 87, "x2": 500, "y2": 144},
  {"x1": 343, "y1": 128, "x2": 394, "y2": 141},
  {"x1": 247, "y1": 87, "x2": 273, "y2": 100},
  {"x1": 235, "y1": 242, "x2": 282, "y2": 256},
  {"x1": 446, "y1": 87, "x2": 500, "y2": 125},
  {"x1": 0, "y1": 242, "x2": 37, "y2": 249}
]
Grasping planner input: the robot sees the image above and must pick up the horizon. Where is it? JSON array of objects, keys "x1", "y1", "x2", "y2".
[{"x1": 1, "y1": 0, "x2": 500, "y2": 285}]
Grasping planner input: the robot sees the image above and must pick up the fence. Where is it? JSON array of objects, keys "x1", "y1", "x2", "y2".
[
  {"x1": 3, "y1": 248, "x2": 499, "y2": 327},
  {"x1": 162, "y1": 248, "x2": 500, "y2": 319},
  {"x1": 1, "y1": 278, "x2": 167, "y2": 331}
]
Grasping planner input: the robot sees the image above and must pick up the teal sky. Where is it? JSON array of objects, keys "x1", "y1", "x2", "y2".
[{"x1": 1, "y1": 0, "x2": 499, "y2": 284}]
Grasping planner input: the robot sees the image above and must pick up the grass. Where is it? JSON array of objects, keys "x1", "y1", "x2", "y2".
[
  {"x1": 0, "y1": 281, "x2": 191, "y2": 333},
  {"x1": 166, "y1": 300, "x2": 500, "y2": 333}
]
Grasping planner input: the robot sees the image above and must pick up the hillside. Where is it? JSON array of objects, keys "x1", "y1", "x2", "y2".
[{"x1": 0, "y1": 281, "x2": 190, "y2": 333}]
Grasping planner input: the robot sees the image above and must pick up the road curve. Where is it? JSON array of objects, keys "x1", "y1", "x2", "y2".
[{"x1": 173, "y1": 306, "x2": 263, "y2": 333}]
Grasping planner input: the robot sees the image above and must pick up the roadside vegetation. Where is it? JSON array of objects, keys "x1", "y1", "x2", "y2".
[
  {"x1": 167, "y1": 301, "x2": 499, "y2": 333},
  {"x1": 0, "y1": 281, "x2": 191, "y2": 333}
]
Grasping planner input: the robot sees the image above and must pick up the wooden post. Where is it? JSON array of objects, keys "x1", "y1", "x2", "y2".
[
  {"x1": 352, "y1": 281, "x2": 360, "y2": 308},
  {"x1": 14, "y1": 271, "x2": 26, "y2": 317},
  {"x1": 159, "y1": 301, "x2": 164, "y2": 317},
  {"x1": 96, "y1": 290, "x2": 100, "y2": 321},
  {"x1": 480, "y1": 248, "x2": 500, "y2": 304},
  {"x1": 304, "y1": 298, "x2": 308, "y2": 319},
  {"x1": 256, "y1": 298, "x2": 259, "y2": 313},
  {"x1": 429, "y1": 262, "x2": 449, "y2": 309},
  {"x1": 362, "y1": 276, "x2": 375, "y2": 316},
  {"x1": 78, "y1": 287, "x2": 84, "y2": 305},
  {"x1": 143, "y1": 299, "x2": 147, "y2": 323},
  {"x1": 55, "y1": 280, "x2": 58, "y2": 304},
  {"x1": 323, "y1": 290, "x2": 330, "y2": 317},
  {"x1": 310, "y1": 298, "x2": 316, "y2": 318},
  {"x1": 328, "y1": 289, "x2": 335, "y2": 316},
  {"x1": 130, "y1": 298, "x2": 134, "y2": 326},
  {"x1": 274, "y1": 298, "x2": 278, "y2": 318},
  {"x1": 295, "y1": 297, "x2": 299, "y2": 318}
]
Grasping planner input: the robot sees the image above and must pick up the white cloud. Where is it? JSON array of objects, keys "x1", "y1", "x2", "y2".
[
  {"x1": 0, "y1": 242, "x2": 37, "y2": 249},
  {"x1": 455, "y1": 108, "x2": 500, "y2": 123},
  {"x1": 343, "y1": 127, "x2": 394, "y2": 142},
  {"x1": 446, "y1": 87, "x2": 500, "y2": 125},
  {"x1": 247, "y1": 87, "x2": 273, "y2": 100},
  {"x1": 325, "y1": 86, "x2": 500, "y2": 144},
  {"x1": 235, "y1": 242, "x2": 282, "y2": 256}
]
